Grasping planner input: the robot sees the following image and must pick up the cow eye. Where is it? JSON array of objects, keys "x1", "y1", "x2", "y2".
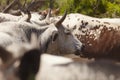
[{"x1": 52, "y1": 31, "x2": 58, "y2": 42}]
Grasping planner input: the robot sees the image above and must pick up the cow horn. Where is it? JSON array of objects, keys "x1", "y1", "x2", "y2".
[
  {"x1": 55, "y1": 10, "x2": 67, "y2": 27},
  {"x1": 45, "y1": 8, "x2": 51, "y2": 20},
  {"x1": 44, "y1": 8, "x2": 51, "y2": 24},
  {"x1": 26, "y1": 10, "x2": 31, "y2": 22},
  {"x1": 19, "y1": 9, "x2": 31, "y2": 22}
]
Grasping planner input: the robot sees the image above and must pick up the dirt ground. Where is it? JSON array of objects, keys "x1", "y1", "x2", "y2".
[{"x1": 63, "y1": 54, "x2": 95, "y2": 62}]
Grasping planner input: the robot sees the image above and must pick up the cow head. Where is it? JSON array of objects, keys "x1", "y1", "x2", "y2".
[
  {"x1": 19, "y1": 9, "x2": 52, "y2": 26},
  {"x1": 48, "y1": 11, "x2": 84, "y2": 55}
]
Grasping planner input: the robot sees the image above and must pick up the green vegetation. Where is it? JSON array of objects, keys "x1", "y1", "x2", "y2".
[
  {"x1": 1, "y1": 0, "x2": 120, "y2": 17},
  {"x1": 54, "y1": 0, "x2": 120, "y2": 18}
]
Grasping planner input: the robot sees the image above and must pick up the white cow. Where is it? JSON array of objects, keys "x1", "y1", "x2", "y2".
[
  {"x1": 0, "y1": 38, "x2": 119, "y2": 80},
  {"x1": 0, "y1": 11, "x2": 83, "y2": 55},
  {"x1": 0, "y1": 11, "x2": 49, "y2": 26},
  {"x1": 36, "y1": 55, "x2": 120, "y2": 80},
  {"x1": 0, "y1": 13, "x2": 22, "y2": 22}
]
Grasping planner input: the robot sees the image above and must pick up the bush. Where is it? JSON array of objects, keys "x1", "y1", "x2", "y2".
[
  {"x1": 55, "y1": 0, "x2": 120, "y2": 18},
  {"x1": 1, "y1": 0, "x2": 120, "y2": 18}
]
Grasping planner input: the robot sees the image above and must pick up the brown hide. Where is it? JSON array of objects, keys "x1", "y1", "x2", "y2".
[{"x1": 76, "y1": 20, "x2": 120, "y2": 60}]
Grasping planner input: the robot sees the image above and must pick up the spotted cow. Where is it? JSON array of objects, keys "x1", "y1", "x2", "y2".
[
  {"x1": 68, "y1": 18, "x2": 120, "y2": 60},
  {"x1": 50, "y1": 13, "x2": 120, "y2": 26}
]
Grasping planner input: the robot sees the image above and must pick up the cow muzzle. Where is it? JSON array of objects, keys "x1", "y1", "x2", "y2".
[{"x1": 75, "y1": 45, "x2": 85, "y2": 56}]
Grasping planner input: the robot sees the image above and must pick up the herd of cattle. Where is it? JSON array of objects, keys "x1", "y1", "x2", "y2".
[{"x1": 0, "y1": 6, "x2": 120, "y2": 80}]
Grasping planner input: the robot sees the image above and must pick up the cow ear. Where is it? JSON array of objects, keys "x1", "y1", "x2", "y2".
[
  {"x1": 26, "y1": 10, "x2": 31, "y2": 22},
  {"x1": 0, "y1": 46, "x2": 13, "y2": 64},
  {"x1": 55, "y1": 10, "x2": 67, "y2": 28},
  {"x1": 51, "y1": 31, "x2": 58, "y2": 43}
]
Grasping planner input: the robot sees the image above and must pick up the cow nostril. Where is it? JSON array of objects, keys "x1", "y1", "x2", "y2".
[{"x1": 74, "y1": 45, "x2": 85, "y2": 56}]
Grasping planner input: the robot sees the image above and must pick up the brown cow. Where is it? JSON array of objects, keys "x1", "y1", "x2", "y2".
[{"x1": 69, "y1": 18, "x2": 120, "y2": 61}]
